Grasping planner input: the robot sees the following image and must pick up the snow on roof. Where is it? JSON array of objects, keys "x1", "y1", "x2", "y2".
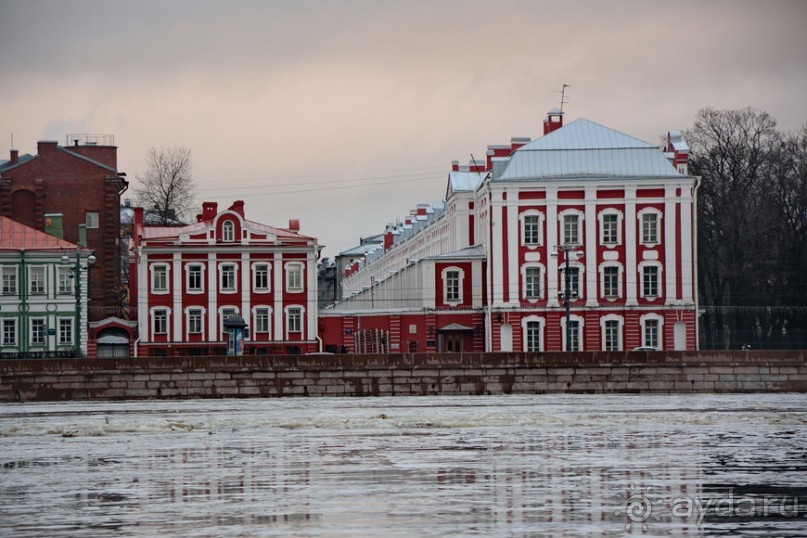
[
  {"x1": 498, "y1": 118, "x2": 684, "y2": 181},
  {"x1": 448, "y1": 170, "x2": 484, "y2": 192},
  {"x1": 668, "y1": 130, "x2": 689, "y2": 152},
  {"x1": 0, "y1": 216, "x2": 80, "y2": 251},
  {"x1": 139, "y1": 218, "x2": 314, "y2": 241},
  {"x1": 424, "y1": 244, "x2": 486, "y2": 260}
]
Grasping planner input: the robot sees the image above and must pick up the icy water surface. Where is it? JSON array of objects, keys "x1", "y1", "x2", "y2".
[{"x1": 1, "y1": 394, "x2": 806, "y2": 537}]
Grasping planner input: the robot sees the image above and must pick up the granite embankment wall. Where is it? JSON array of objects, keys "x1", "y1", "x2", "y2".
[{"x1": 1, "y1": 351, "x2": 805, "y2": 402}]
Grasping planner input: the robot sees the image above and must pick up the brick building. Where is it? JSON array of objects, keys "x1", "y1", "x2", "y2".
[
  {"x1": 0, "y1": 136, "x2": 129, "y2": 313},
  {"x1": 130, "y1": 201, "x2": 321, "y2": 356},
  {"x1": 320, "y1": 110, "x2": 698, "y2": 353}
]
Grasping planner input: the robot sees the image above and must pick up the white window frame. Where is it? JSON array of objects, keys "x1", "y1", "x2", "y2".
[
  {"x1": 520, "y1": 210, "x2": 544, "y2": 247},
  {"x1": 185, "y1": 263, "x2": 205, "y2": 294},
  {"x1": 29, "y1": 266, "x2": 46, "y2": 295},
  {"x1": 252, "y1": 263, "x2": 271, "y2": 293},
  {"x1": 58, "y1": 266, "x2": 73, "y2": 295},
  {"x1": 560, "y1": 315, "x2": 584, "y2": 352},
  {"x1": 640, "y1": 314, "x2": 664, "y2": 349},
  {"x1": 1, "y1": 266, "x2": 17, "y2": 295},
  {"x1": 285, "y1": 263, "x2": 304, "y2": 293},
  {"x1": 2, "y1": 318, "x2": 18, "y2": 346},
  {"x1": 58, "y1": 317, "x2": 73, "y2": 345},
  {"x1": 441, "y1": 266, "x2": 464, "y2": 306},
  {"x1": 85, "y1": 211, "x2": 100, "y2": 229},
  {"x1": 30, "y1": 317, "x2": 47, "y2": 346},
  {"x1": 598, "y1": 210, "x2": 623, "y2": 246},
  {"x1": 219, "y1": 263, "x2": 238, "y2": 293},
  {"x1": 150, "y1": 263, "x2": 170, "y2": 294},
  {"x1": 638, "y1": 261, "x2": 663, "y2": 300},
  {"x1": 599, "y1": 263, "x2": 623, "y2": 300},
  {"x1": 521, "y1": 315, "x2": 545, "y2": 352},
  {"x1": 186, "y1": 307, "x2": 204, "y2": 337},
  {"x1": 218, "y1": 306, "x2": 239, "y2": 336},
  {"x1": 559, "y1": 263, "x2": 584, "y2": 302},
  {"x1": 600, "y1": 315, "x2": 624, "y2": 351},
  {"x1": 522, "y1": 263, "x2": 544, "y2": 301},
  {"x1": 253, "y1": 306, "x2": 271, "y2": 335},
  {"x1": 638, "y1": 208, "x2": 662, "y2": 245},
  {"x1": 222, "y1": 220, "x2": 235, "y2": 242},
  {"x1": 151, "y1": 307, "x2": 169, "y2": 336},
  {"x1": 559, "y1": 209, "x2": 584, "y2": 246},
  {"x1": 286, "y1": 306, "x2": 303, "y2": 335}
]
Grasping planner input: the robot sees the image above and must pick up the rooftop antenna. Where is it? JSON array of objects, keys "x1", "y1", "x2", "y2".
[{"x1": 558, "y1": 84, "x2": 570, "y2": 113}]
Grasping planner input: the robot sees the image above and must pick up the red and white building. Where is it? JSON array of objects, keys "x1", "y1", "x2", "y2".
[
  {"x1": 320, "y1": 110, "x2": 698, "y2": 352},
  {"x1": 130, "y1": 201, "x2": 320, "y2": 356}
]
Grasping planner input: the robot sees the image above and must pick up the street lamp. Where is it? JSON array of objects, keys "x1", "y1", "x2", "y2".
[
  {"x1": 61, "y1": 249, "x2": 95, "y2": 357},
  {"x1": 552, "y1": 243, "x2": 580, "y2": 351}
]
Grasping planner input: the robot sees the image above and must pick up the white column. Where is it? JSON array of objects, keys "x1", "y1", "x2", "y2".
[
  {"x1": 137, "y1": 249, "x2": 149, "y2": 344},
  {"x1": 680, "y1": 185, "x2": 695, "y2": 303},
  {"x1": 241, "y1": 251, "x2": 250, "y2": 318},
  {"x1": 625, "y1": 186, "x2": 638, "y2": 306},
  {"x1": 665, "y1": 186, "x2": 678, "y2": 305},
  {"x1": 306, "y1": 250, "x2": 318, "y2": 342},
  {"x1": 585, "y1": 186, "x2": 598, "y2": 307},
  {"x1": 546, "y1": 188, "x2": 559, "y2": 307},
  {"x1": 207, "y1": 251, "x2": 218, "y2": 340},
  {"x1": 507, "y1": 193, "x2": 520, "y2": 305},
  {"x1": 172, "y1": 252, "x2": 182, "y2": 340},
  {"x1": 273, "y1": 252, "x2": 284, "y2": 340},
  {"x1": 491, "y1": 191, "x2": 506, "y2": 306}
]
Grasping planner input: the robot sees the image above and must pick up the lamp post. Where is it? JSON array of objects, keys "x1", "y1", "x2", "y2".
[
  {"x1": 61, "y1": 249, "x2": 95, "y2": 357},
  {"x1": 553, "y1": 243, "x2": 580, "y2": 351}
]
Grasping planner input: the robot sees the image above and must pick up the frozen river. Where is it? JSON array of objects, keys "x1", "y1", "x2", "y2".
[{"x1": 1, "y1": 394, "x2": 806, "y2": 537}]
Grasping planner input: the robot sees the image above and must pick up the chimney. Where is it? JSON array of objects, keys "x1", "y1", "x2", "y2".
[
  {"x1": 37, "y1": 140, "x2": 58, "y2": 155},
  {"x1": 134, "y1": 207, "x2": 144, "y2": 231},
  {"x1": 288, "y1": 219, "x2": 300, "y2": 232},
  {"x1": 543, "y1": 108, "x2": 564, "y2": 135},
  {"x1": 666, "y1": 130, "x2": 690, "y2": 175},
  {"x1": 44, "y1": 213, "x2": 64, "y2": 239},
  {"x1": 451, "y1": 160, "x2": 459, "y2": 172},
  {"x1": 199, "y1": 202, "x2": 218, "y2": 222},
  {"x1": 9, "y1": 149, "x2": 18, "y2": 164},
  {"x1": 510, "y1": 137, "x2": 531, "y2": 152},
  {"x1": 228, "y1": 200, "x2": 245, "y2": 217}
]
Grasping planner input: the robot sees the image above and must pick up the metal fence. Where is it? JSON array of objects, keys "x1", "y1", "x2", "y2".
[{"x1": 699, "y1": 306, "x2": 807, "y2": 350}]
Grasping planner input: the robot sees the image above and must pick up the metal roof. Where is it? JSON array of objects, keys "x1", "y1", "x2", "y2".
[
  {"x1": 497, "y1": 118, "x2": 684, "y2": 181},
  {"x1": 0, "y1": 216, "x2": 81, "y2": 251},
  {"x1": 448, "y1": 171, "x2": 484, "y2": 192}
]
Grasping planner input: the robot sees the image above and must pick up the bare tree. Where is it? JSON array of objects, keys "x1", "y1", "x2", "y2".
[{"x1": 134, "y1": 146, "x2": 197, "y2": 225}]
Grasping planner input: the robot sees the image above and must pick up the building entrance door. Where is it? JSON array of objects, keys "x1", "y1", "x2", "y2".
[{"x1": 445, "y1": 333, "x2": 463, "y2": 353}]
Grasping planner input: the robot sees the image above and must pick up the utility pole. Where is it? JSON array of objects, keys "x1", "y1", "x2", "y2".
[{"x1": 554, "y1": 243, "x2": 579, "y2": 351}]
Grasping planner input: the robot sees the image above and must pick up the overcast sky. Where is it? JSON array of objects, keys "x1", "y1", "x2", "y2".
[{"x1": 2, "y1": 0, "x2": 806, "y2": 259}]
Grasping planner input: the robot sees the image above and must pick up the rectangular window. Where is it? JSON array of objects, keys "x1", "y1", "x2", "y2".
[
  {"x1": 85, "y1": 211, "x2": 100, "y2": 229},
  {"x1": 29, "y1": 266, "x2": 46, "y2": 295},
  {"x1": 526, "y1": 321, "x2": 541, "y2": 352},
  {"x1": 286, "y1": 264, "x2": 303, "y2": 292},
  {"x1": 220, "y1": 264, "x2": 236, "y2": 292},
  {"x1": 58, "y1": 318, "x2": 73, "y2": 345},
  {"x1": 562, "y1": 266, "x2": 581, "y2": 299},
  {"x1": 563, "y1": 214, "x2": 579, "y2": 245},
  {"x1": 187, "y1": 264, "x2": 203, "y2": 292},
  {"x1": 525, "y1": 267, "x2": 541, "y2": 299},
  {"x1": 643, "y1": 266, "x2": 659, "y2": 297},
  {"x1": 567, "y1": 320, "x2": 581, "y2": 352},
  {"x1": 2, "y1": 318, "x2": 17, "y2": 346},
  {"x1": 255, "y1": 308, "x2": 270, "y2": 333},
  {"x1": 287, "y1": 307, "x2": 302, "y2": 333},
  {"x1": 603, "y1": 266, "x2": 620, "y2": 298},
  {"x1": 445, "y1": 270, "x2": 460, "y2": 301},
  {"x1": 152, "y1": 265, "x2": 168, "y2": 293},
  {"x1": 1, "y1": 267, "x2": 17, "y2": 295},
  {"x1": 604, "y1": 320, "x2": 620, "y2": 351},
  {"x1": 644, "y1": 319, "x2": 660, "y2": 348},
  {"x1": 58, "y1": 267, "x2": 73, "y2": 295},
  {"x1": 523, "y1": 215, "x2": 541, "y2": 245},
  {"x1": 642, "y1": 213, "x2": 658, "y2": 244},
  {"x1": 254, "y1": 264, "x2": 270, "y2": 292},
  {"x1": 602, "y1": 214, "x2": 618, "y2": 244},
  {"x1": 30, "y1": 318, "x2": 46, "y2": 346},
  {"x1": 153, "y1": 309, "x2": 168, "y2": 335},
  {"x1": 188, "y1": 309, "x2": 203, "y2": 334}
]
